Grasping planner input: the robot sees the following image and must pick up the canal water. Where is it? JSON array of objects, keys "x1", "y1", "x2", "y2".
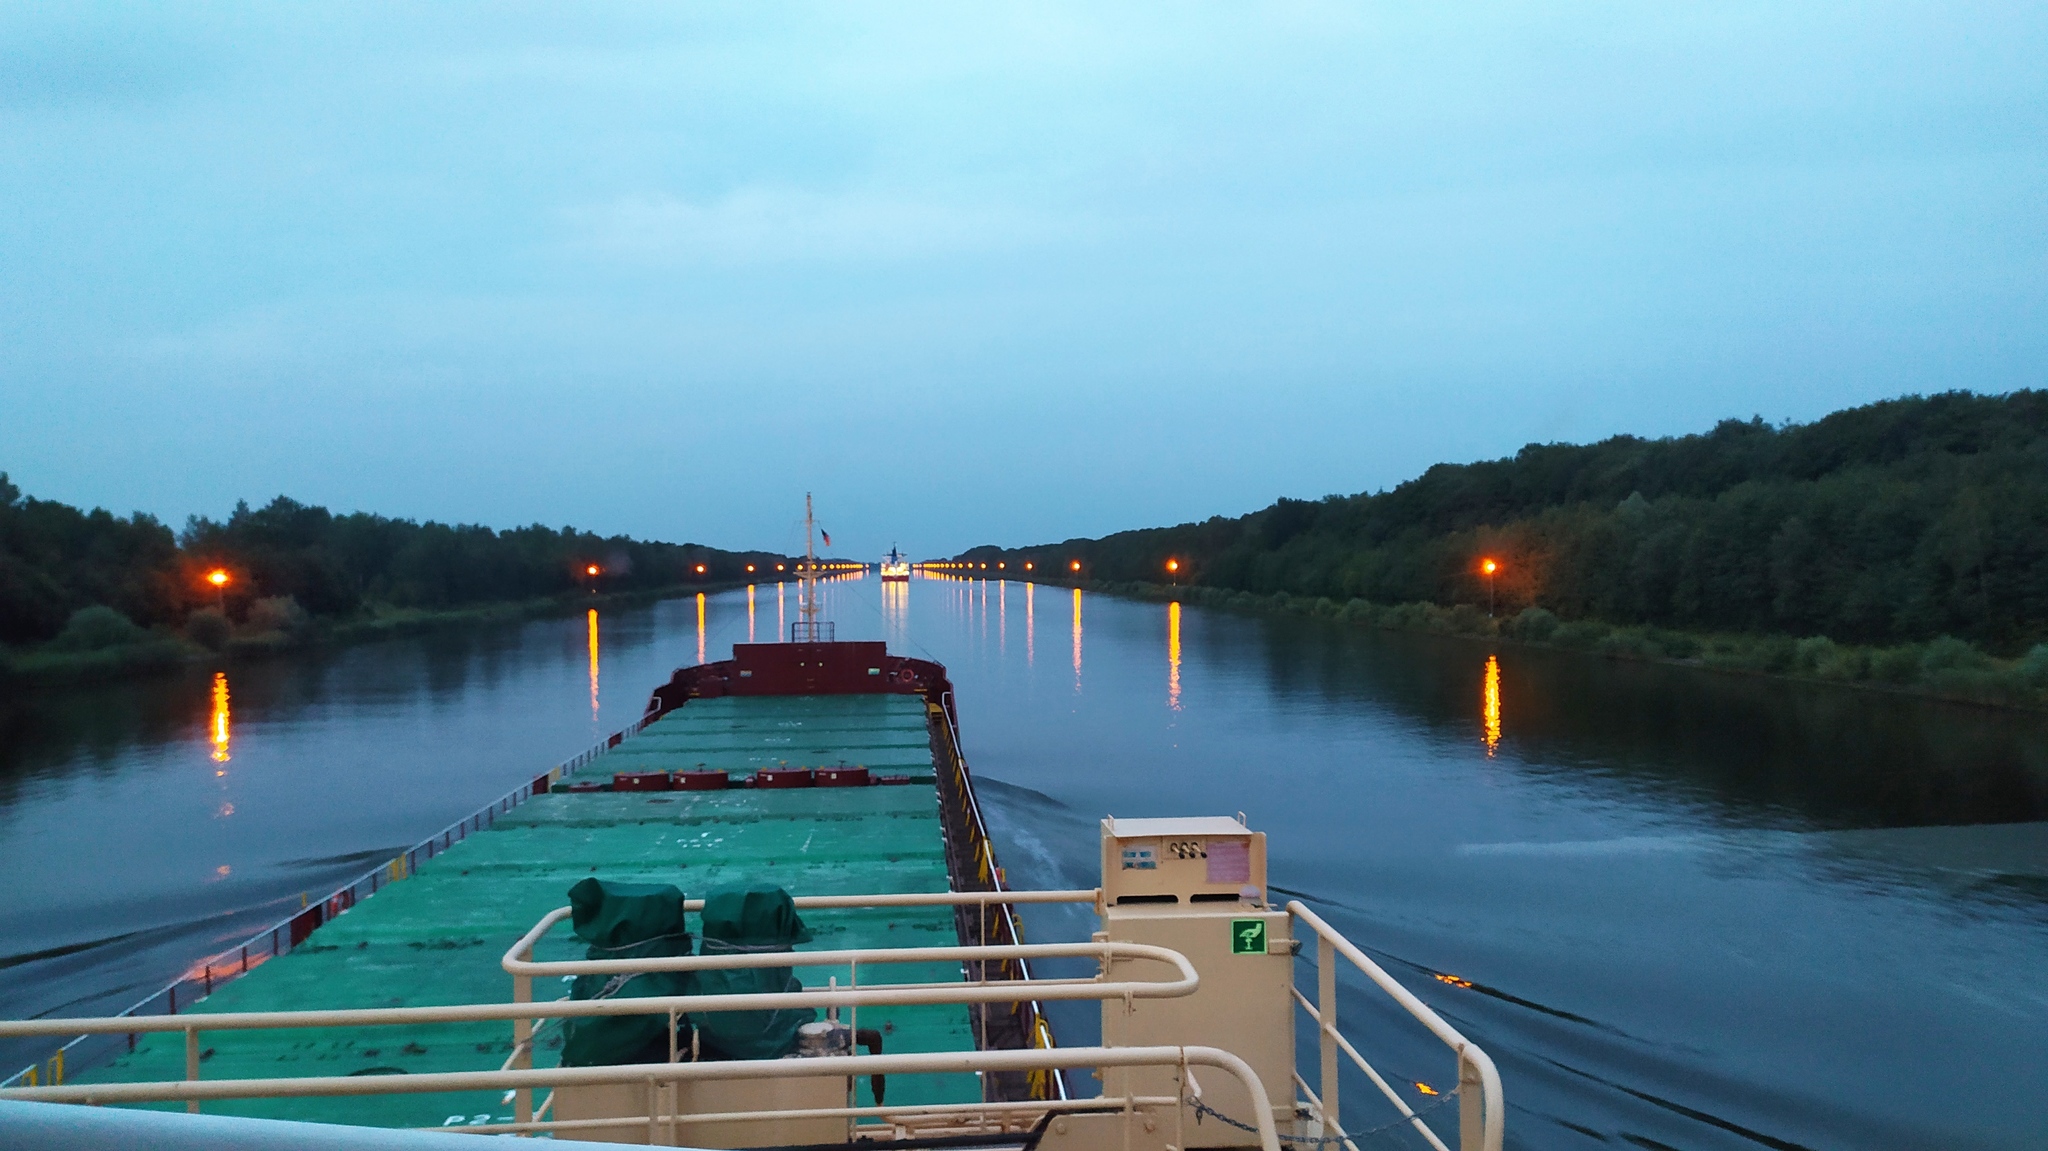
[{"x1": 2, "y1": 575, "x2": 2044, "y2": 1149}]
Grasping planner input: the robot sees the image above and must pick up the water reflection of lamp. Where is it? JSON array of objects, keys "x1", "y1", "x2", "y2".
[
  {"x1": 1071, "y1": 587, "x2": 1084, "y2": 691},
  {"x1": 587, "y1": 609, "x2": 600, "y2": 719},
  {"x1": 1482, "y1": 655, "x2": 1502, "y2": 756},
  {"x1": 210, "y1": 671, "x2": 232, "y2": 764},
  {"x1": 1167, "y1": 600, "x2": 1182, "y2": 711},
  {"x1": 696, "y1": 593, "x2": 707, "y2": 664}
]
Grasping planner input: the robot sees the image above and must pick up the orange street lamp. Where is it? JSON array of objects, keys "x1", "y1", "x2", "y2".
[
  {"x1": 1024, "y1": 561, "x2": 1034, "y2": 571},
  {"x1": 1480, "y1": 558, "x2": 1500, "y2": 616},
  {"x1": 746, "y1": 564, "x2": 755, "y2": 573},
  {"x1": 1165, "y1": 558, "x2": 1179, "y2": 574},
  {"x1": 1069, "y1": 560, "x2": 1081, "y2": 572},
  {"x1": 586, "y1": 564, "x2": 600, "y2": 576},
  {"x1": 694, "y1": 564, "x2": 707, "y2": 575}
]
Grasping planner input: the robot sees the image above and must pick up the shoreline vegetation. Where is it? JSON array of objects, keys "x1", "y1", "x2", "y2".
[
  {"x1": 955, "y1": 391, "x2": 2048, "y2": 713},
  {"x1": 0, "y1": 579, "x2": 760, "y2": 688},
  {"x1": 1, "y1": 478, "x2": 798, "y2": 689},
  {"x1": 1070, "y1": 577, "x2": 2048, "y2": 712}
]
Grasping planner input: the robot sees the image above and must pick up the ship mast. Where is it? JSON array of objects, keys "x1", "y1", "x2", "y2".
[{"x1": 798, "y1": 492, "x2": 821, "y2": 641}]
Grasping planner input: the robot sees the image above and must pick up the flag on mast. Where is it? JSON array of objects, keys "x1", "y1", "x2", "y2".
[{"x1": 821, "y1": 530, "x2": 831, "y2": 547}]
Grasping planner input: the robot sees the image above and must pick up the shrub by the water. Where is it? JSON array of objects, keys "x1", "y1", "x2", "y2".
[
  {"x1": 47, "y1": 606, "x2": 151, "y2": 652},
  {"x1": 184, "y1": 608, "x2": 232, "y2": 651},
  {"x1": 241, "y1": 595, "x2": 311, "y2": 639}
]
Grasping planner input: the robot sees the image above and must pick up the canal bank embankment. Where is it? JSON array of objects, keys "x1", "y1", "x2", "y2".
[{"x1": 1042, "y1": 577, "x2": 2048, "y2": 712}]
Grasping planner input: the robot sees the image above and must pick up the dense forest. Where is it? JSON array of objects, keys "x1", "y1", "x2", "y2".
[
  {"x1": 964, "y1": 391, "x2": 2048, "y2": 656},
  {"x1": 0, "y1": 480, "x2": 780, "y2": 653}
]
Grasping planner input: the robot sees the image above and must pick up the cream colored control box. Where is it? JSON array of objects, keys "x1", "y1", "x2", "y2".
[
  {"x1": 1101, "y1": 815, "x2": 1266, "y2": 905},
  {"x1": 1100, "y1": 816, "x2": 1294, "y2": 1147}
]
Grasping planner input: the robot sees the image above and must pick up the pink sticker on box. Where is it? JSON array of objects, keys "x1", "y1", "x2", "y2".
[{"x1": 1205, "y1": 839, "x2": 1250, "y2": 884}]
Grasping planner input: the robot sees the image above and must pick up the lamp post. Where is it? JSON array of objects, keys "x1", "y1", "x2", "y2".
[
  {"x1": 206, "y1": 569, "x2": 230, "y2": 613},
  {"x1": 1165, "y1": 558, "x2": 1180, "y2": 585},
  {"x1": 1481, "y1": 558, "x2": 1499, "y2": 617}
]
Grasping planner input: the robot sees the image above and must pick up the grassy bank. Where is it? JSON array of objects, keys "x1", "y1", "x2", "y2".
[
  {"x1": 0, "y1": 579, "x2": 757, "y2": 689},
  {"x1": 1065, "y1": 577, "x2": 2048, "y2": 712}
]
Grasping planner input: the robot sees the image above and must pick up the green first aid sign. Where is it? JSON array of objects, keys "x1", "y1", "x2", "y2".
[{"x1": 1231, "y1": 919, "x2": 1267, "y2": 955}]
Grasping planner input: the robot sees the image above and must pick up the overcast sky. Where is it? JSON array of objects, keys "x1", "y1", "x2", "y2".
[{"x1": 3, "y1": 2, "x2": 2043, "y2": 558}]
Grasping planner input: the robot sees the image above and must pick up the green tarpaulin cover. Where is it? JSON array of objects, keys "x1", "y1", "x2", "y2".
[
  {"x1": 691, "y1": 885, "x2": 816, "y2": 1060},
  {"x1": 559, "y1": 878, "x2": 693, "y2": 1066}
]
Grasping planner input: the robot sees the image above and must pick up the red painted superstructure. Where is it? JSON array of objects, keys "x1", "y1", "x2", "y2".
[{"x1": 644, "y1": 641, "x2": 953, "y2": 721}]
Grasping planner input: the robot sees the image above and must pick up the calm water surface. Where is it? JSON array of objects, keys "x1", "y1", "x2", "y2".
[{"x1": 3, "y1": 575, "x2": 2045, "y2": 1150}]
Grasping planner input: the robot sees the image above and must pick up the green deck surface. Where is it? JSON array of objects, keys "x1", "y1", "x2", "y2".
[
  {"x1": 82, "y1": 694, "x2": 977, "y2": 1130},
  {"x1": 608, "y1": 695, "x2": 938, "y2": 774}
]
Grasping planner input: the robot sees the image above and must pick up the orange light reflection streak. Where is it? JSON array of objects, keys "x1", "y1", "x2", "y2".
[
  {"x1": 696, "y1": 593, "x2": 707, "y2": 665},
  {"x1": 1482, "y1": 654, "x2": 1502, "y2": 756},
  {"x1": 209, "y1": 671, "x2": 231, "y2": 764},
  {"x1": 1071, "y1": 588, "x2": 1083, "y2": 691},
  {"x1": 1167, "y1": 600, "x2": 1182, "y2": 711},
  {"x1": 1025, "y1": 581, "x2": 1035, "y2": 666},
  {"x1": 747, "y1": 584, "x2": 756, "y2": 643},
  {"x1": 587, "y1": 610, "x2": 600, "y2": 720}
]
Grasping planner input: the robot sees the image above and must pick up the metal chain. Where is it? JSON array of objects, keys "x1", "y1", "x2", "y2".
[{"x1": 1182, "y1": 1086, "x2": 1461, "y2": 1147}]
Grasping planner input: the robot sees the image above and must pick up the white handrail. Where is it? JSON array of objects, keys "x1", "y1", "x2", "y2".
[
  {"x1": 0, "y1": 1044, "x2": 1280, "y2": 1151},
  {"x1": 1287, "y1": 901, "x2": 1503, "y2": 1151},
  {"x1": 0, "y1": 942, "x2": 1195, "y2": 1040}
]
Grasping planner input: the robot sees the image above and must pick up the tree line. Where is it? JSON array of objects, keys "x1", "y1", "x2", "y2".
[
  {"x1": 963, "y1": 390, "x2": 2048, "y2": 655},
  {"x1": 0, "y1": 482, "x2": 783, "y2": 649}
]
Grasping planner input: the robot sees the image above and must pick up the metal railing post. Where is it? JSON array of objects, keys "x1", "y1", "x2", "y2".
[
  {"x1": 1459, "y1": 1050, "x2": 1483, "y2": 1151},
  {"x1": 184, "y1": 1026, "x2": 200, "y2": 1114},
  {"x1": 1318, "y1": 933, "x2": 1338, "y2": 1133},
  {"x1": 513, "y1": 949, "x2": 533, "y2": 1126}
]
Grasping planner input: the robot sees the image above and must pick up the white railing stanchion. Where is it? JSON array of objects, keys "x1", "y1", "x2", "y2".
[
  {"x1": 183, "y1": 1026, "x2": 199, "y2": 1114},
  {"x1": 1319, "y1": 932, "x2": 1338, "y2": 1133},
  {"x1": 513, "y1": 940, "x2": 534, "y2": 1128}
]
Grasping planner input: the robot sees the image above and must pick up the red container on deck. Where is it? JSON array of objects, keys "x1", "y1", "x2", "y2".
[
  {"x1": 816, "y1": 767, "x2": 871, "y2": 787},
  {"x1": 673, "y1": 770, "x2": 729, "y2": 791},
  {"x1": 613, "y1": 772, "x2": 672, "y2": 792},
  {"x1": 754, "y1": 768, "x2": 815, "y2": 789}
]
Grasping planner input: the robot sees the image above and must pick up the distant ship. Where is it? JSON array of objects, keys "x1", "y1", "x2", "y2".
[{"x1": 880, "y1": 546, "x2": 910, "y2": 582}]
